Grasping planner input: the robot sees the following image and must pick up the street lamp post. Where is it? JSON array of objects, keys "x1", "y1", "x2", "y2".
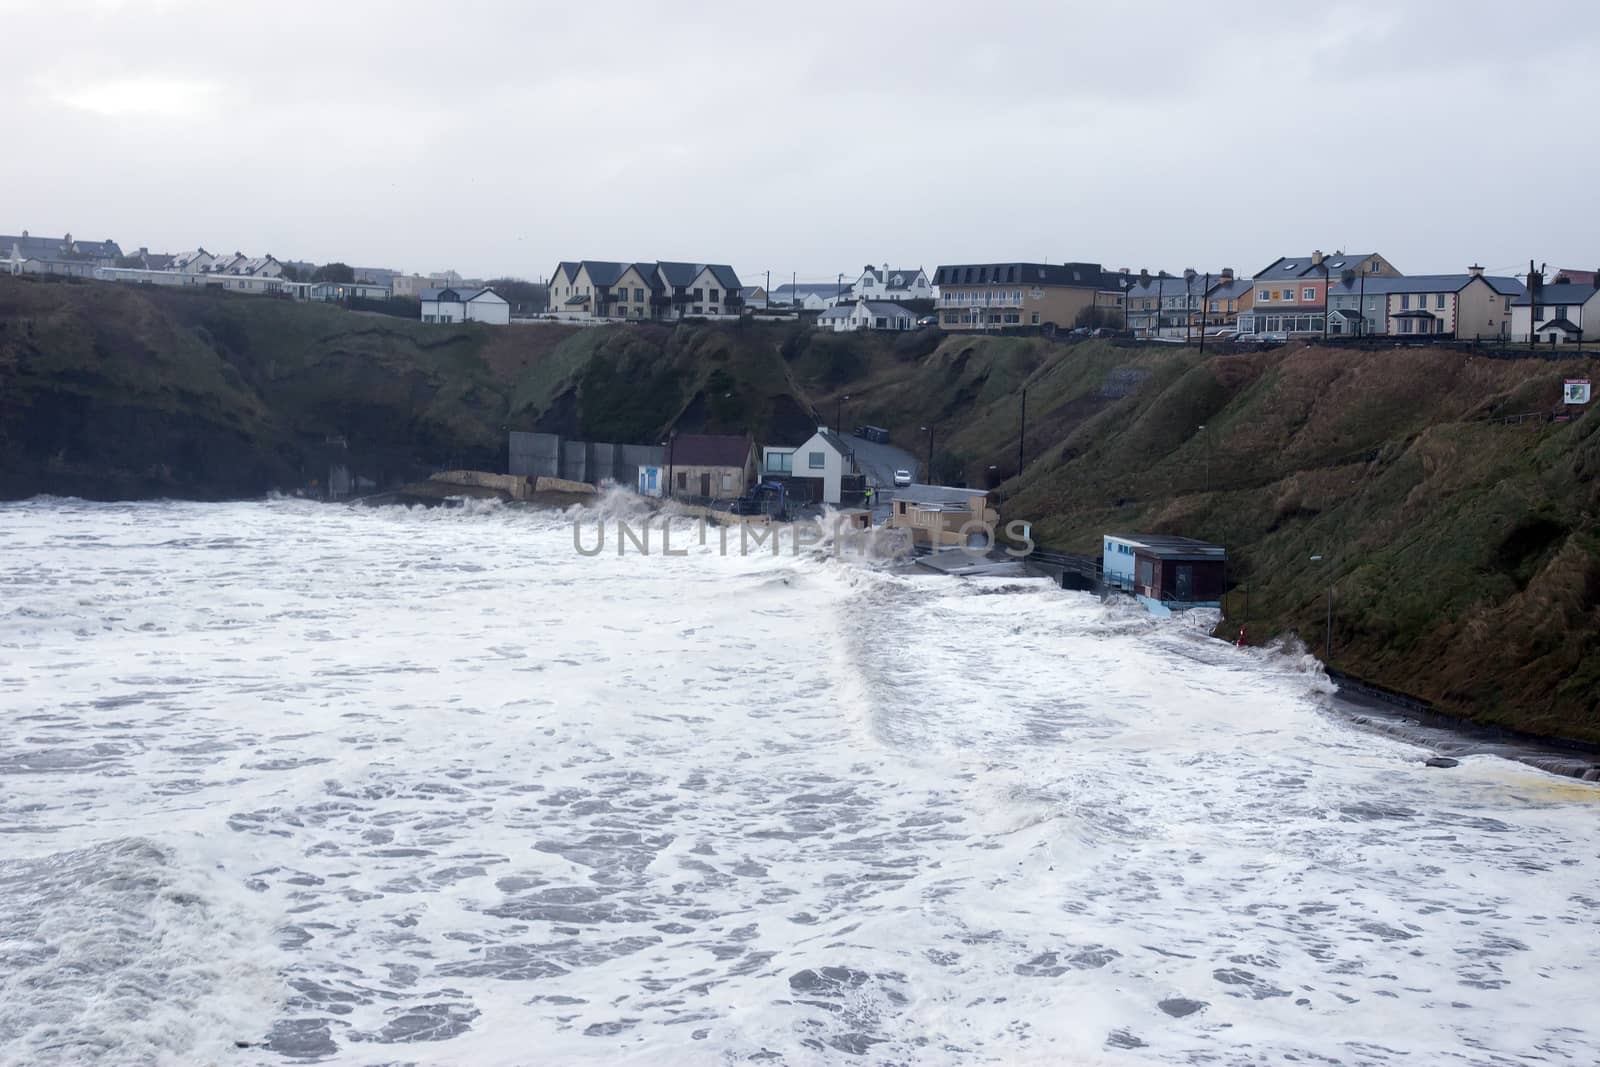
[
  {"x1": 920, "y1": 424, "x2": 934, "y2": 483},
  {"x1": 1309, "y1": 554, "x2": 1333, "y2": 660},
  {"x1": 835, "y1": 394, "x2": 849, "y2": 434},
  {"x1": 1198, "y1": 423, "x2": 1209, "y2": 492}
]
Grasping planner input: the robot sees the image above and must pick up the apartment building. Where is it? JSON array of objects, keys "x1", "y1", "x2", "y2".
[{"x1": 933, "y1": 261, "x2": 1120, "y2": 332}]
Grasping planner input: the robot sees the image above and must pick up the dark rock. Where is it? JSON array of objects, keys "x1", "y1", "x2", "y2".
[
  {"x1": 1425, "y1": 757, "x2": 1460, "y2": 768},
  {"x1": 1158, "y1": 997, "x2": 1207, "y2": 1018}
]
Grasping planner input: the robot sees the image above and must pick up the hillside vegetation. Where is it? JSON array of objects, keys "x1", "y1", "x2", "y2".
[{"x1": 2, "y1": 276, "x2": 1596, "y2": 743}]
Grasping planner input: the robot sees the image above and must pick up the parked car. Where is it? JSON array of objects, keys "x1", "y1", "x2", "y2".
[
  {"x1": 854, "y1": 425, "x2": 891, "y2": 444},
  {"x1": 916, "y1": 315, "x2": 938, "y2": 328},
  {"x1": 893, "y1": 469, "x2": 912, "y2": 487}
]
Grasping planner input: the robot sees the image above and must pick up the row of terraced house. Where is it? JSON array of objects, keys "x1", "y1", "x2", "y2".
[{"x1": 933, "y1": 250, "x2": 1598, "y2": 343}]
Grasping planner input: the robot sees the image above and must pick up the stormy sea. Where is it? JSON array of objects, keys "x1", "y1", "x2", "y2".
[{"x1": 1, "y1": 497, "x2": 1595, "y2": 1066}]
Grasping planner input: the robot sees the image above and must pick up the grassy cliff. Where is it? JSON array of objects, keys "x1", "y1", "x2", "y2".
[{"x1": 3, "y1": 276, "x2": 1596, "y2": 742}]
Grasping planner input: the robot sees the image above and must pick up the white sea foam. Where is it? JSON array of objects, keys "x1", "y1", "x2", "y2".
[{"x1": 0, "y1": 497, "x2": 1595, "y2": 1065}]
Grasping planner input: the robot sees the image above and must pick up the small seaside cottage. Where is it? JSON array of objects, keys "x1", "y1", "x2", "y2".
[{"x1": 665, "y1": 434, "x2": 758, "y2": 501}]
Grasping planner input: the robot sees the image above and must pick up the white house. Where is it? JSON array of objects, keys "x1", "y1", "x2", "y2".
[
  {"x1": 1511, "y1": 281, "x2": 1600, "y2": 344},
  {"x1": 170, "y1": 248, "x2": 215, "y2": 273},
  {"x1": 788, "y1": 427, "x2": 856, "y2": 505},
  {"x1": 421, "y1": 286, "x2": 511, "y2": 325},
  {"x1": 850, "y1": 264, "x2": 931, "y2": 303},
  {"x1": 817, "y1": 301, "x2": 918, "y2": 332}
]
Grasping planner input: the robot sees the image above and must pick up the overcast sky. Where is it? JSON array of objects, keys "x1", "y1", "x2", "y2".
[{"x1": 4, "y1": 0, "x2": 1595, "y2": 284}]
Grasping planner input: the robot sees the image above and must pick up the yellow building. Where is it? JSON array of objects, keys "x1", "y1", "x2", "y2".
[{"x1": 933, "y1": 262, "x2": 1120, "y2": 332}]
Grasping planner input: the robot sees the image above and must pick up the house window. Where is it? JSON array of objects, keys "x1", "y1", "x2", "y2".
[
  {"x1": 1400, "y1": 294, "x2": 1411, "y2": 310},
  {"x1": 692, "y1": 288, "x2": 703, "y2": 301},
  {"x1": 1283, "y1": 289, "x2": 1295, "y2": 302},
  {"x1": 1401, "y1": 319, "x2": 1413, "y2": 334},
  {"x1": 634, "y1": 288, "x2": 644, "y2": 301},
  {"x1": 808, "y1": 451, "x2": 825, "y2": 469},
  {"x1": 1435, "y1": 293, "x2": 1446, "y2": 309},
  {"x1": 1137, "y1": 559, "x2": 1154, "y2": 587},
  {"x1": 1209, "y1": 300, "x2": 1219, "y2": 312},
  {"x1": 677, "y1": 472, "x2": 687, "y2": 490},
  {"x1": 1555, "y1": 305, "x2": 1568, "y2": 321},
  {"x1": 709, "y1": 289, "x2": 719, "y2": 303},
  {"x1": 615, "y1": 290, "x2": 627, "y2": 302},
  {"x1": 1302, "y1": 287, "x2": 1316, "y2": 302},
  {"x1": 1030, "y1": 312, "x2": 1040, "y2": 324},
  {"x1": 1258, "y1": 288, "x2": 1270, "y2": 302}
]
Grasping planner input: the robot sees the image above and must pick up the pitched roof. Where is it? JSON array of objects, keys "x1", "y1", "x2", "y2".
[
  {"x1": 1253, "y1": 253, "x2": 1383, "y2": 281},
  {"x1": 861, "y1": 301, "x2": 913, "y2": 316},
  {"x1": 860, "y1": 266, "x2": 926, "y2": 289},
  {"x1": 1512, "y1": 281, "x2": 1600, "y2": 306},
  {"x1": 800, "y1": 428, "x2": 854, "y2": 456},
  {"x1": 771, "y1": 282, "x2": 850, "y2": 299},
  {"x1": 932, "y1": 262, "x2": 1116, "y2": 289},
  {"x1": 1208, "y1": 277, "x2": 1255, "y2": 300},
  {"x1": 421, "y1": 286, "x2": 496, "y2": 302},
  {"x1": 655, "y1": 261, "x2": 742, "y2": 291},
  {"x1": 1534, "y1": 317, "x2": 1582, "y2": 332},
  {"x1": 0, "y1": 233, "x2": 122, "y2": 262},
  {"x1": 551, "y1": 261, "x2": 581, "y2": 285},
  {"x1": 670, "y1": 433, "x2": 753, "y2": 468},
  {"x1": 1330, "y1": 274, "x2": 1526, "y2": 298}
]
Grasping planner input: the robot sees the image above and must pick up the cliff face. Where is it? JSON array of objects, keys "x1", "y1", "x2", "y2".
[
  {"x1": 824, "y1": 333, "x2": 1600, "y2": 744},
  {"x1": 3, "y1": 276, "x2": 1597, "y2": 742},
  {"x1": 0, "y1": 279, "x2": 826, "y2": 498}
]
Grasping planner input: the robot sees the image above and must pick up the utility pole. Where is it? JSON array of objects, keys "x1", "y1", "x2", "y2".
[
  {"x1": 835, "y1": 394, "x2": 848, "y2": 434},
  {"x1": 1017, "y1": 387, "x2": 1027, "y2": 474},
  {"x1": 1358, "y1": 267, "x2": 1367, "y2": 339},
  {"x1": 1198, "y1": 272, "x2": 1211, "y2": 355},
  {"x1": 1184, "y1": 269, "x2": 1196, "y2": 344},
  {"x1": 921, "y1": 424, "x2": 934, "y2": 483}
]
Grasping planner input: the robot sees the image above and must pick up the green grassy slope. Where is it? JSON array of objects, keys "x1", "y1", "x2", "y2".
[{"x1": 3, "y1": 277, "x2": 1595, "y2": 741}]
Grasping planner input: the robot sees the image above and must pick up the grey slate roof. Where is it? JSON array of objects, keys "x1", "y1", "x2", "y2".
[
  {"x1": 1327, "y1": 274, "x2": 1527, "y2": 299},
  {"x1": 421, "y1": 286, "x2": 497, "y2": 302},
  {"x1": 1253, "y1": 253, "x2": 1383, "y2": 281},
  {"x1": 861, "y1": 301, "x2": 914, "y2": 316},
  {"x1": 1534, "y1": 317, "x2": 1582, "y2": 332},
  {"x1": 1, "y1": 233, "x2": 122, "y2": 262},
  {"x1": 933, "y1": 262, "x2": 1118, "y2": 289},
  {"x1": 656, "y1": 261, "x2": 742, "y2": 291},
  {"x1": 860, "y1": 266, "x2": 926, "y2": 289},
  {"x1": 771, "y1": 282, "x2": 851, "y2": 300},
  {"x1": 1512, "y1": 281, "x2": 1599, "y2": 306}
]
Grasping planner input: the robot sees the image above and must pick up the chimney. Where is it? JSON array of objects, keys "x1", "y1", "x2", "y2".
[
  {"x1": 1311, "y1": 250, "x2": 1325, "y2": 266},
  {"x1": 1221, "y1": 267, "x2": 1234, "y2": 281},
  {"x1": 1468, "y1": 264, "x2": 1484, "y2": 278},
  {"x1": 139, "y1": 246, "x2": 148, "y2": 257}
]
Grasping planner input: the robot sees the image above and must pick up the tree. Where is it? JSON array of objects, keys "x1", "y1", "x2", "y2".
[
  {"x1": 280, "y1": 263, "x2": 305, "y2": 282},
  {"x1": 1073, "y1": 305, "x2": 1126, "y2": 330},
  {"x1": 313, "y1": 262, "x2": 355, "y2": 283},
  {"x1": 485, "y1": 277, "x2": 549, "y2": 312}
]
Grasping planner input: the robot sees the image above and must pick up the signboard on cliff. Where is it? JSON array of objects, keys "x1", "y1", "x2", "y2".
[{"x1": 1564, "y1": 379, "x2": 1591, "y2": 404}]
